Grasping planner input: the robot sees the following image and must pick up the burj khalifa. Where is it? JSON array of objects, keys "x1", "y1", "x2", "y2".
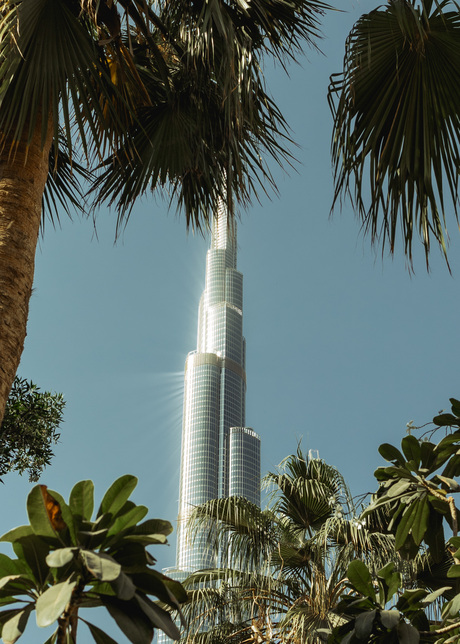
[{"x1": 168, "y1": 202, "x2": 261, "y2": 580}]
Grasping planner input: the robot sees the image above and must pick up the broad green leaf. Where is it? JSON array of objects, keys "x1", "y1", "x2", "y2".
[
  {"x1": 442, "y1": 592, "x2": 460, "y2": 618},
  {"x1": 347, "y1": 561, "x2": 375, "y2": 601},
  {"x1": 387, "y1": 480, "x2": 412, "y2": 497},
  {"x1": 162, "y1": 576, "x2": 189, "y2": 605},
  {"x1": 399, "y1": 588, "x2": 431, "y2": 609},
  {"x1": 102, "y1": 596, "x2": 153, "y2": 644},
  {"x1": 421, "y1": 587, "x2": 452, "y2": 606},
  {"x1": 0, "y1": 527, "x2": 33, "y2": 543},
  {"x1": 0, "y1": 554, "x2": 26, "y2": 577},
  {"x1": 2, "y1": 605, "x2": 33, "y2": 644},
  {"x1": 109, "y1": 572, "x2": 136, "y2": 601},
  {"x1": 401, "y1": 435, "x2": 421, "y2": 469},
  {"x1": 80, "y1": 551, "x2": 121, "y2": 582},
  {"x1": 26, "y1": 486, "x2": 61, "y2": 542},
  {"x1": 43, "y1": 631, "x2": 58, "y2": 644},
  {"x1": 411, "y1": 496, "x2": 429, "y2": 546},
  {"x1": 380, "y1": 610, "x2": 400, "y2": 630},
  {"x1": 379, "y1": 443, "x2": 406, "y2": 465},
  {"x1": 132, "y1": 519, "x2": 173, "y2": 538},
  {"x1": 131, "y1": 570, "x2": 187, "y2": 607},
  {"x1": 135, "y1": 593, "x2": 181, "y2": 640},
  {"x1": 395, "y1": 501, "x2": 419, "y2": 551},
  {"x1": 47, "y1": 490, "x2": 77, "y2": 544},
  {"x1": 77, "y1": 528, "x2": 109, "y2": 550},
  {"x1": 450, "y1": 398, "x2": 460, "y2": 417},
  {"x1": 98, "y1": 476, "x2": 138, "y2": 519},
  {"x1": 107, "y1": 542, "x2": 149, "y2": 568},
  {"x1": 420, "y1": 441, "x2": 436, "y2": 470},
  {"x1": 0, "y1": 609, "x2": 27, "y2": 628},
  {"x1": 121, "y1": 534, "x2": 167, "y2": 546},
  {"x1": 36, "y1": 579, "x2": 77, "y2": 627},
  {"x1": 447, "y1": 565, "x2": 460, "y2": 578},
  {"x1": 396, "y1": 621, "x2": 419, "y2": 644},
  {"x1": 355, "y1": 609, "x2": 376, "y2": 639},
  {"x1": 436, "y1": 475, "x2": 460, "y2": 492},
  {"x1": 433, "y1": 413, "x2": 459, "y2": 427},
  {"x1": 69, "y1": 480, "x2": 94, "y2": 522},
  {"x1": 80, "y1": 619, "x2": 118, "y2": 644},
  {"x1": 12, "y1": 535, "x2": 50, "y2": 587},
  {"x1": 377, "y1": 563, "x2": 400, "y2": 603},
  {"x1": 0, "y1": 575, "x2": 36, "y2": 595},
  {"x1": 106, "y1": 506, "x2": 148, "y2": 538},
  {"x1": 0, "y1": 576, "x2": 21, "y2": 590},
  {"x1": 46, "y1": 548, "x2": 77, "y2": 568}
]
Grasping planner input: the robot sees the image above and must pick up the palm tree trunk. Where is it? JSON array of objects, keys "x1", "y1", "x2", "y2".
[{"x1": 0, "y1": 119, "x2": 52, "y2": 425}]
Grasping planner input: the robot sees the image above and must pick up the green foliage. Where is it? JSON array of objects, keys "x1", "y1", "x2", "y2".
[
  {"x1": 329, "y1": 397, "x2": 460, "y2": 644},
  {"x1": 362, "y1": 398, "x2": 460, "y2": 563},
  {"x1": 0, "y1": 0, "x2": 331, "y2": 230},
  {"x1": 330, "y1": 561, "x2": 445, "y2": 643},
  {"x1": 0, "y1": 377, "x2": 65, "y2": 482},
  {"x1": 329, "y1": 0, "x2": 460, "y2": 267},
  {"x1": 0, "y1": 475, "x2": 187, "y2": 643},
  {"x1": 182, "y1": 449, "x2": 396, "y2": 643}
]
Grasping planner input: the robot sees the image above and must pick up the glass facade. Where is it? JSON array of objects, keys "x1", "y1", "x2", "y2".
[{"x1": 167, "y1": 202, "x2": 261, "y2": 582}]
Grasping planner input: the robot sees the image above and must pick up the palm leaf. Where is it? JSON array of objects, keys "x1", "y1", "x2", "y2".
[{"x1": 329, "y1": 0, "x2": 460, "y2": 267}]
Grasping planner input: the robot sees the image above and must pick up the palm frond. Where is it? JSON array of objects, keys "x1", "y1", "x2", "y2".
[
  {"x1": 42, "y1": 131, "x2": 93, "y2": 226},
  {"x1": 329, "y1": 0, "x2": 460, "y2": 267},
  {"x1": 188, "y1": 496, "x2": 277, "y2": 571},
  {"x1": 89, "y1": 31, "x2": 294, "y2": 233}
]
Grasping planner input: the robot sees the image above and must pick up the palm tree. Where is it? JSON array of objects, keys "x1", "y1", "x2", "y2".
[
  {"x1": 328, "y1": 0, "x2": 460, "y2": 268},
  {"x1": 182, "y1": 450, "x2": 395, "y2": 643},
  {"x1": 0, "y1": 0, "x2": 330, "y2": 426}
]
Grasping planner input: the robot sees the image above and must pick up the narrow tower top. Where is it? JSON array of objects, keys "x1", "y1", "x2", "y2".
[{"x1": 211, "y1": 201, "x2": 236, "y2": 251}]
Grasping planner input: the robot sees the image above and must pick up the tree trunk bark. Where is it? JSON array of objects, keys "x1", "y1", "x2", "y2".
[{"x1": 0, "y1": 120, "x2": 52, "y2": 426}]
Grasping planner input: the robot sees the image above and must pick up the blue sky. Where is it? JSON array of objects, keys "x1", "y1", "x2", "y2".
[{"x1": 2, "y1": 1, "x2": 460, "y2": 641}]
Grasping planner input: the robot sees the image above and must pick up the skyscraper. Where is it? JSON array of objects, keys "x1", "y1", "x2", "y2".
[{"x1": 167, "y1": 202, "x2": 261, "y2": 582}]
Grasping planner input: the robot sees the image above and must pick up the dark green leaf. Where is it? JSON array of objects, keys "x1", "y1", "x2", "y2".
[
  {"x1": 377, "y1": 563, "x2": 400, "y2": 603},
  {"x1": 106, "y1": 506, "x2": 148, "y2": 538},
  {"x1": 131, "y1": 519, "x2": 173, "y2": 538},
  {"x1": 411, "y1": 496, "x2": 429, "y2": 546},
  {"x1": 378, "y1": 444, "x2": 406, "y2": 465},
  {"x1": 109, "y1": 571, "x2": 136, "y2": 601},
  {"x1": 12, "y1": 535, "x2": 50, "y2": 587},
  {"x1": 396, "y1": 621, "x2": 420, "y2": 644},
  {"x1": 401, "y1": 436, "x2": 421, "y2": 469},
  {"x1": 347, "y1": 561, "x2": 376, "y2": 601},
  {"x1": 433, "y1": 414, "x2": 459, "y2": 427},
  {"x1": 102, "y1": 596, "x2": 153, "y2": 644},
  {"x1": 395, "y1": 501, "x2": 419, "y2": 551},
  {"x1": 82, "y1": 619, "x2": 119, "y2": 644},
  {"x1": 0, "y1": 554, "x2": 26, "y2": 577},
  {"x1": 450, "y1": 399, "x2": 460, "y2": 417},
  {"x1": 135, "y1": 592, "x2": 181, "y2": 640},
  {"x1": 69, "y1": 480, "x2": 94, "y2": 522},
  {"x1": 355, "y1": 609, "x2": 376, "y2": 639},
  {"x1": 380, "y1": 609, "x2": 400, "y2": 630},
  {"x1": 98, "y1": 476, "x2": 138, "y2": 519}
]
